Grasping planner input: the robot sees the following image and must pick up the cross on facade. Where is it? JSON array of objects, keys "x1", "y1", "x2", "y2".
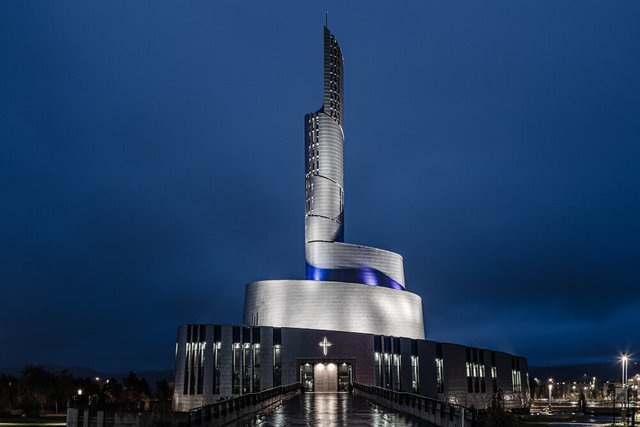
[{"x1": 319, "y1": 337, "x2": 332, "y2": 356}]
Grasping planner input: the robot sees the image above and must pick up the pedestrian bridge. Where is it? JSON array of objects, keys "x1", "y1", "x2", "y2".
[
  {"x1": 245, "y1": 392, "x2": 427, "y2": 426},
  {"x1": 187, "y1": 383, "x2": 472, "y2": 427}
]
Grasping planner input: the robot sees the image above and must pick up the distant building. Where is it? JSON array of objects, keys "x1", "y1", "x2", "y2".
[{"x1": 172, "y1": 26, "x2": 530, "y2": 413}]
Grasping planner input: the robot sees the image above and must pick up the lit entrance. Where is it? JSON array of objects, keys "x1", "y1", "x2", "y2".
[
  {"x1": 300, "y1": 361, "x2": 352, "y2": 392},
  {"x1": 314, "y1": 363, "x2": 338, "y2": 392}
]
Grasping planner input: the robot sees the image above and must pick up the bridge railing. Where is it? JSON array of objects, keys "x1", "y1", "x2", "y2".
[
  {"x1": 353, "y1": 382, "x2": 474, "y2": 427},
  {"x1": 188, "y1": 383, "x2": 301, "y2": 426}
]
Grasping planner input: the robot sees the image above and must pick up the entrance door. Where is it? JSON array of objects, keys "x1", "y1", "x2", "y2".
[{"x1": 314, "y1": 363, "x2": 338, "y2": 392}]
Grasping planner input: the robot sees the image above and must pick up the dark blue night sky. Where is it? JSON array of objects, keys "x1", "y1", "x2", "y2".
[{"x1": 1, "y1": 2, "x2": 639, "y2": 372}]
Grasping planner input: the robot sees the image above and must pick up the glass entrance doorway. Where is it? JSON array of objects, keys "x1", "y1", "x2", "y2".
[
  {"x1": 338, "y1": 363, "x2": 351, "y2": 391},
  {"x1": 301, "y1": 363, "x2": 314, "y2": 392},
  {"x1": 299, "y1": 361, "x2": 352, "y2": 392}
]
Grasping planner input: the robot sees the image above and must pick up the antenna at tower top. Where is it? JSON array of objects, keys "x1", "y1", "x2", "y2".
[{"x1": 325, "y1": 11, "x2": 328, "y2": 27}]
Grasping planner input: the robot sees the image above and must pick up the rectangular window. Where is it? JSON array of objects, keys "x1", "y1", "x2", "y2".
[
  {"x1": 253, "y1": 344, "x2": 261, "y2": 391},
  {"x1": 409, "y1": 339, "x2": 419, "y2": 393},
  {"x1": 491, "y1": 351, "x2": 497, "y2": 393},
  {"x1": 273, "y1": 328, "x2": 281, "y2": 387},
  {"x1": 232, "y1": 326, "x2": 241, "y2": 394},
  {"x1": 436, "y1": 358, "x2": 444, "y2": 393},
  {"x1": 511, "y1": 367, "x2": 521, "y2": 392},
  {"x1": 242, "y1": 343, "x2": 251, "y2": 394},
  {"x1": 393, "y1": 354, "x2": 401, "y2": 391},
  {"x1": 189, "y1": 326, "x2": 198, "y2": 395},
  {"x1": 197, "y1": 342, "x2": 205, "y2": 394},
  {"x1": 383, "y1": 353, "x2": 391, "y2": 389},
  {"x1": 183, "y1": 344, "x2": 190, "y2": 395},
  {"x1": 374, "y1": 352, "x2": 382, "y2": 387},
  {"x1": 465, "y1": 347, "x2": 473, "y2": 393},
  {"x1": 183, "y1": 325, "x2": 191, "y2": 395},
  {"x1": 232, "y1": 344, "x2": 241, "y2": 394},
  {"x1": 466, "y1": 362, "x2": 473, "y2": 393},
  {"x1": 197, "y1": 325, "x2": 205, "y2": 394},
  {"x1": 252, "y1": 327, "x2": 261, "y2": 392},
  {"x1": 514, "y1": 370, "x2": 522, "y2": 392},
  {"x1": 213, "y1": 342, "x2": 221, "y2": 394},
  {"x1": 411, "y1": 355, "x2": 420, "y2": 393},
  {"x1": 213, "y1": 325, "x2": 221, "y2": 394},
  {"x1": 479, "y1": 350, "x2": 486, "y2": 393},
  {"x1": 374, "y1": 336, "x2": 382, "y2": 387},
  {"x1": 436, "y1": 342, "x2": 444, "y2": 393},
  {"x1": 473, "y1": 348, "x2": 479, "y2": 393},
  {"x1": 273, "y1": 345, "x2": 281, "y2": 387},
  {"x1": 511, "y1": 356, "x2": 522, "y2": 392}
]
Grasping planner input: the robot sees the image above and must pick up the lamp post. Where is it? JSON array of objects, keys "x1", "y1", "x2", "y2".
[
  {"x1": 620, "y1": 353, "x2": 629, "y2": 425},
  {"x1": 548, "y1": 379, "x2": 553, "y2": 412}
]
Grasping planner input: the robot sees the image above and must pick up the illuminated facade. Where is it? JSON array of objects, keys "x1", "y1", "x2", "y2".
[
  {"x1": 243, "y1": 26, "x2": 423, "y2": 339},
  {"x1": 172, "y1": 26, "x2": 530, "y2": 413},
  {"x1": 303, "y1": 29, "x2": 406, "y2": 290}
]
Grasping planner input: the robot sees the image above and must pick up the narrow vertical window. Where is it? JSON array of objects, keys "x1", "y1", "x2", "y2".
[
  {"x1": 411, "y1": 340, "x2": 419, "y2": 393},
  {"x1": 197, "y1": 325, "x2": 205, "y2": 394},
  {"x1": 189, "y1": 326, "x2": 197, "y2": 395},
  {"x1": 242, "y1": 327, "x2": 251, "y2": 394},
  {"x1": 383, "y1": 353, "x2": 391, "y2": 389},
  {"x1": 436, "y1": 342, "x2": 444, "y2": 393},
  {"x1": 273, "y1": 328, "x2": 281, "y2": 387},
  {"x1": 253, "y1": 327, "x2": 261, "y2": 392},
  {"x1": 383, "y1": 336, "x2": 391, "y2": 389},
  {"x1": 183, "y1": 325, "x2": 191, "y2": 395},
  {"x1": 392, "y1": 338, "x2": 401, "y2": 391},
  {"x1": 213, "y1": 325, "x2": 221, "y2": 394},
  {"x1": 242, "y1": 343, "x2": 251, "y2": 394},
  {"x1": 511, "y1": 356, "x2": 521, "y2": 392},
  {"x1": 374, "y1": 336, "x2": 382, "y2": 387},
  {"x1": 232, "y1": 326, "x2": 241, "y2": 394},
  {"x1": 491, "y1": 351, "x2": 497, "y2": 393},
  {"x1": 491, "y1": 365, "x2": 498, "y2": 392},
  {"x1": 393, "y1": 354, "x2": 401, "y2": 391},
  {"x1": 473, "y1": 348, "x2": 479, "y2": 393},
  {"x1": 466, "y1": 347, "x2": 473, "y2": 393},
  {"x1": 479, "y1": 350, "x2": 486, "y2": 393}
]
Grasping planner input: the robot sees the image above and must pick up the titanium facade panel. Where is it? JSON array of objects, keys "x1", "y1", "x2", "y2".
[
  {"x1": 243, "y1": 280, "x2": 424, "y2": 340},
  {"x1": 306, "y1": 241, "x2": 406, "y2": 289}
]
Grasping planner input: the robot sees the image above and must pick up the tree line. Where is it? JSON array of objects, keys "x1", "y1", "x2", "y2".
[{"x1": 0, "y1": 365, "x2": 172, "y2": 417}]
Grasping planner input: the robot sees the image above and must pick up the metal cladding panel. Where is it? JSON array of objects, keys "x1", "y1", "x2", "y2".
[
  {"x1": 315, "y1": 114, "x2": 344, "y2": 187},
  {"x1": 307, "y1": 175, "x2": 342, "y2": 219},
  {"x1": 306, "y1": 241, "x2": 406, "y2": 289},
  {"x1": 305, "y1": 215, "x2": 343, "y2": 243},
  {"x1": 242, "y1": 280, "x2": 424, "y2": 340}
]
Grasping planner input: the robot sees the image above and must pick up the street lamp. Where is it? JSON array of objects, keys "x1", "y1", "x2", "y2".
[
  {"x1": 548, "y1": 379, "x2": 553, "y2": 412},
  {"x1": 621, "y1": 353, "x2": 628, "y2": 386}
]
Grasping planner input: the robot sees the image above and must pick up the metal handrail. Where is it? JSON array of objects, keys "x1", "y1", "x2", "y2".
[
  {"x1": 188, "y1": 382, "x2": 300, "y2": 422},
  {"x1": 352, "y1": 382, "x2": 472, "y2": 414}
]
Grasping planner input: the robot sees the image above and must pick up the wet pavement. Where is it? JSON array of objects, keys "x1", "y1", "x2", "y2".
[{"x1": 242, "y1": 392, "x2": 427, "y2": 426}]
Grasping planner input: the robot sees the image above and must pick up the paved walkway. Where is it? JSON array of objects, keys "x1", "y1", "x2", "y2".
[{"x1": 244, "y1": 392, "x2": 427, "y2": 426}]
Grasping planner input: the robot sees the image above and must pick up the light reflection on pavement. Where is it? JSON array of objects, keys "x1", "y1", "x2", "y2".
[{"x1": 242, "y1": 392, "x2": 429, "y2": 427}]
